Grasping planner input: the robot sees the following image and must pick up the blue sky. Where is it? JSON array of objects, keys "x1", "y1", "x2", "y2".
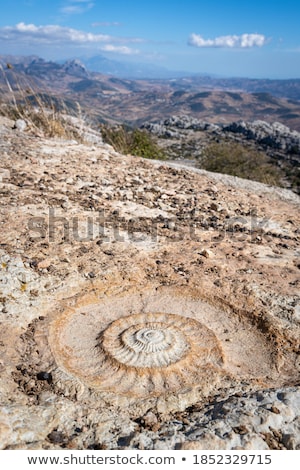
[{"x1": 0, "y1": 0, "x2": 300, "y2": 78}]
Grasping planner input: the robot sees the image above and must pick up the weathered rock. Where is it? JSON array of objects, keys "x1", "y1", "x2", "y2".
[
  {"x1": 14, "y1": 119, "x2": 27, "y2": 132},
  {"x1": 223, "y1": 120, "x2": 300, "y2": 153},
  {"x1": 0, "y1": 116, "x2": 299, "y2": 450},
  {"x1": 142, "y1": 116, "x2": 300, "y2": 190},
  {"x1": 62, "y1": 59, "x2": 89, "y2": 78}
]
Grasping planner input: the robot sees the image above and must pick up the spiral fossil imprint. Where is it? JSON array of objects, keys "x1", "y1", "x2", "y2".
[{"x1": 50, "y1": 310, "x2": 224, "y2": 397}]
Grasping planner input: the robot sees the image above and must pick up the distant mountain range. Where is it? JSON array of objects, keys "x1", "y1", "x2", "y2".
[
  {"x1": 0, "y1": 54, "x2": 299, "y2": 131},
  {"x1": 75, "y1": 54, "x2": 192, "y2": 79}
]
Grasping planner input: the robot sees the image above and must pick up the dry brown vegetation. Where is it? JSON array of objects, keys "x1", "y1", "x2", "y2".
[
  {"x1": 0, "y1": 63, "x2": 82, "y2": 139},
  {"x1": 200, "y1": 141, "x2": 283, "y2": 186}
]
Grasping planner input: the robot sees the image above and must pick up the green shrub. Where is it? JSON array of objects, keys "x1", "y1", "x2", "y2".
[
  {"x1": 100, "y1": 124, "x2": 166, "y2": 159},
  {"x1": 199, "y1": 141, "x2": 283, "y2": 186}
]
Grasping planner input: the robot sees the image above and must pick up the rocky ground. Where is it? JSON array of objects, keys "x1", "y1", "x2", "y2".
[
  {"x1": 143, "y1": 116, "x2": 300, "y2": 159},
  {"x1": 0, "y1": 116, "x2": 299, "y2": 450},
  {"x1": 142, "y1": 116, "x2": 300, "y2": 193}
]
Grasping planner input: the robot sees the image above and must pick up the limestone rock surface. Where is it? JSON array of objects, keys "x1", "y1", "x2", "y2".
[{"x1": 0, "y1": 116, "x2": 299, "y2": 450}]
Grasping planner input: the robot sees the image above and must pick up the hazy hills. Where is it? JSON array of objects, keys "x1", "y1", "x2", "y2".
[
  {"x1": 0, "y1": 54, "x2": 300, "y2": 130},
  {"x1": 78, "y1": 54, "x2": 189, "y2": 79}
]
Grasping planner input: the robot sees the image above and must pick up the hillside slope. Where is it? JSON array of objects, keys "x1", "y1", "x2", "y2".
[{"x1": 0, "y1": 116, "x2": 299, "y2": 450}]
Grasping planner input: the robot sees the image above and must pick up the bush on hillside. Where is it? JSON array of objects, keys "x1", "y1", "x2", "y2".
[
  {"x1": 100, "y1": 124, "x2": 166, "y2": 160},
  {"x1": 199, "y1": 141, "x2": 283, "y2": 186}
]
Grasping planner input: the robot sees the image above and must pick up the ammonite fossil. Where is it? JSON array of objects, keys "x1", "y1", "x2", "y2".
[
  {"x1": 48, "y1": 287, "x2": 279, "y2": 400},
  {"x1": 49, "y1": 310, "x2": 224, "y2": 397}
]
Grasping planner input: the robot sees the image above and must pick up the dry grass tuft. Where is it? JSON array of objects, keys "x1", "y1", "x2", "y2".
[{"x1": 0, "y1": 63, "x2": 82, "y2": 140}]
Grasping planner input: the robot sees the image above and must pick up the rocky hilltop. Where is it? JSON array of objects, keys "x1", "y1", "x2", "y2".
[
  {"x1": 144, "y1": 116, "x2": 300, "y2": 154},
  {"x1": 0, "y1": 116, "x2": 299, "y2": 450},
  {"x1": 142, "y1": 116, "x2": 300, "y2": 193},
  {"x1": 141, "y1": 116, "x2": 300, "y2": 160}
]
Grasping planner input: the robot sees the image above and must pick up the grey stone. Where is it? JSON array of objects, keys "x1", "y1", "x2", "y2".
[{"x1": 14, "y1": 119, "x2": 27, "y2": 132}]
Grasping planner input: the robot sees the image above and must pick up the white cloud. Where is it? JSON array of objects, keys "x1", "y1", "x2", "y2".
[
  {"x1": 188, "y1": 33, "x2": 267, "y2": 48},
  {"x1": 0, "y1": 23, "x2": 141, "y2": 54},
  {"x1": 60, "y1": 2, "x2": 94, "y2": 15},
  {"x1": 92, "y1": 22, "x2": 122, "y2": 28},
  {"x1": 0, "y1": 23, "x2": 110, "y2": 43},
  {"x1": 100, "y1": 44, "x2": 139, "y2": 55},
  {"x1": 61, "y1": 6, "x2": 84, "y2": 14}
]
